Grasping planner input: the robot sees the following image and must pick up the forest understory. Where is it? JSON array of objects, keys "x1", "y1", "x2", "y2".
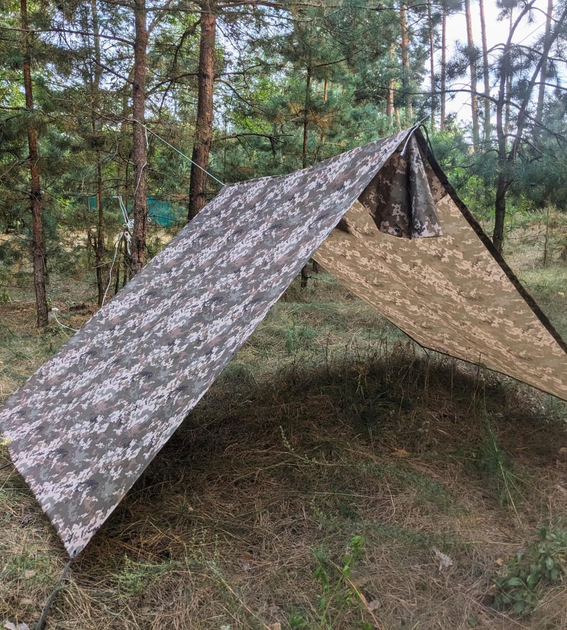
[{"x1": 1, "y1": 215, "x2": 567, "y2": 630}]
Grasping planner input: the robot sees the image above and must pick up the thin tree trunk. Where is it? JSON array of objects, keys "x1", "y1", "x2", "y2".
[
  {"x1": 464, "y1": 0, "x2": 480, "y2": 149},
  {"x1": 543, "y1": 206, "x2": 550, "y2": 267},
  {"x1": 95, "y1": 163, "x2": 105, "y2": 304},
  {"x1": 114, "y1": 236, "x2": 122, "y2": 295},
  {"x1": 493, "y1": 7, "x2": 517, "y2": 254},
  {"x1": 300, "y1": 61, "x2": 313, "y2": 286},
  {"x1": 440, "y1": 4, "x2": 447, "y2": 129},
  {"x1": 21, "y1": 0, "x2": 48, "y2": 327},
  {"x1": 302, "y1": 63, "x2": 312, "y2": 169},
  {"x1": 479, "y1": 0, "x2": 491, "y2": 143},
  {"x1": 493, "y1": 0, "x2": 556, "y2": 253},
  {"x1": 509, "y1": 3, "x2": 567, "y2": 160},
  {"x1": 400, "y1": 3, "x2": 412, "y2": 117},
  {"x1": 321, "y1": 78, "x2": 328, "y2": 142},
  {"x1": 90, "y1": 0, "x2": 105, "y2": 306},
  {"x1": 188, "y1": 0, "x2": 216, "y2": 220},
  {"x1": 504, "y1": 10, "x2": 512, "y2": 142},
  {"x1": 493, "y1": 174, "x2": 508, "y2": 254},
  {"x1": 130, "y1": 0, "x2": 148, "y2": 277},
  {"x1": 123, "y1": 162, "x2": 130, "y2": 287},
  {"x1": 536, "y1": 0, "x2": 553, "y2": 127},
  {"x1": 387, "y1": 42, "x2": 396, "y2": 119},
  {"x1": 427, "y1": 0, "x2": 435, "y2": 130}
]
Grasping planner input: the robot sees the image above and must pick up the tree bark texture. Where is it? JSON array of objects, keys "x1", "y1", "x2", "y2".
[
  {"x1": 387, "y1": 42, "x2": 396, "y2": 119},
  {"x1": 302, "y1": 64, "x2": 312, "y2": 169},
  {"x1": 428, "y1": 0, "x2": 435, "y2": 130},
  {"x1": 400, "y1": 3, "x2": 412, "y2": 117},
  {"x1": 536, "y1": 0, "x2": 553, "y2": 127},
  {"x1": 479, "y1": 0, "x2": 491, "y2": 143},
  {"x1": 188, "y1": 1, "x2": 216, "y2": 221},
  {"x1": 130, "y1": 0, "x2": 148, "y2": 276},
  {"x1": 464, "y1": 0, "x2": 480, "y2": 149},
  {"x1": 21, "y1": 0, "x2": 48, "y2": 327},
  {"x1": 90, "y1": 0, "x2": 105, "y2": 305},
  {"x1": 440, "y1": 5, "x2": 447, "y2": 129}
]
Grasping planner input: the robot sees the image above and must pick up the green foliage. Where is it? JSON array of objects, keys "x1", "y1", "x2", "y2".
[
  {"x1": 474, "y1": 415, "x2": 527, "y2": 509},
  {"x1": 305, "y1": 536, "x2": 369, "y2": 629},
  {"x1": 289, "y1": 612, "x2": 309, "y2": 628},
  {"x1": 492, "y1": 528, "x2": 567, "y2": 615},
  {"x1": 115, "y1": 556, "x2": 173, "y2": 598},
  {"x1": 285, "y1": 323, "x2": 319, "y2": 354}
]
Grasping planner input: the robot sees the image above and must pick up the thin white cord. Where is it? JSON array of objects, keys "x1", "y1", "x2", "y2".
[
  {"x1": 112, "y1": 195, "x2": 133, "y2": 254},
  {"x1": 143, "y1": 126, "x2": 226, "y2": 187},
  {"x1": 51, "y1": 308, "x2": 79, "y2": 333},
  {"x1": 133, "y1": 127, "x2": 149, "y2": 199}
]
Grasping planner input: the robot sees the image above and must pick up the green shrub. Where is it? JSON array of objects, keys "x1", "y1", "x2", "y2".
[{"x1": 492, "y1": 528, "x2": 567, "y2": 615}]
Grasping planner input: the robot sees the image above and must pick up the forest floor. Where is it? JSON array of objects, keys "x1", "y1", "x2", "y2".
[{"x1": 1, "y1": 214, "x2": 567, "y2": 629}]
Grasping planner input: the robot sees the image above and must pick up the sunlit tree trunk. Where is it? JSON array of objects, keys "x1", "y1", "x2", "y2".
[
  {"x1": 428, "y1": 0, "x2": 435, "y2": 130},
  {"x1": 130, "y1": 0, "x2": 148, "y2": 276},
  {"x1": 387, "y1": 42, "x2": 396, "y2": 119},
  {"x1": 504, "y1": 10, "x2": 512, "y2": 141},
  {"x1": 440, "y1": 4, "x2": 447, "y2": 130},
  {"x1": 188, "y1": 0, "x2": 216, "y2": 220},
  {"x1": 479, "y1": 0, "x2": 491, "y2": 143},
  {"x1": 400, "y1": 2, "x2": 412, "y2": 118},
  {"x1": 536, "y1": 0, "x2": 553, "y2": 127},
  {"x1": 21, "y1": 0, "x2": 48, "y2": 327},
  {"x1": 464, "y1": 0, "x2": 479, "y2": 149}
]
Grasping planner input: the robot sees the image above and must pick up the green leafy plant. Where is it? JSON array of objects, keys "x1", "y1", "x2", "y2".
[
  {"x1": 492, "y1": 528, "x2": 567, "y2": 615},
  {"x1": 289, "y1": 612, "x2": 309, "y2": 629},
  {"x1": 310, "y1": 535, "x2": 370, "y2": 629}
]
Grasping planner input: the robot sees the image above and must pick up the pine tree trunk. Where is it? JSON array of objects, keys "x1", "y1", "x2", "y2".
[
  {"x1": 91, "y1": 0, "x2": 105, "y2": 306},
  {"x1": 387, "y1": 42, "x2": 395, "y2": 119},
  {"x1": 493, "y1": 173, "x2": 508, "y2": 254},
  {"x1": 479, "y1": 0, "x2": 491, "y2": 143},
  {"x1": 428, "y1": 0, "x2": 435, "y2": 130},
  {"x1": 114, "y1": 238, "x2": 121, "y2": 295},
  {"x1": 302, "y1": 64, "x2": 312, "y2": 169},
  {"x1": 536, "y1": 0, "x2": 553, "y2": 127},
  {"x1": 440, "y1": 5, "x2": 447, "y2": 130},
  {"x1": 400, "y1": 3, "x2": 412, "y2": 118},
  {"x1": 300, "y1": 61, "x2": 313, "y2": 286},
  {"x1": 188, "y1": 0, "x2": 216, "y2": 221},
  {"x1": 95, "y1": 163, "x2": 105, "y2": 304},
  {"x1": 464, "y1": 0, "x2": 480, "y2": 149},
  {"x1": 321, "y1": 78, "x2": 328, "y2": 142},
  {"x1": 21, "y1": 0, "x2": 48, "y2": 327},
  {"x1": 493, "y1": 15, "x2": 510, "y2": 255},
  {"x1": 130, "y1": 0, "x2": 148, "y2": 277},
  {"x1": 504, "y1": 10, "x2": 512, "y2": 142}
]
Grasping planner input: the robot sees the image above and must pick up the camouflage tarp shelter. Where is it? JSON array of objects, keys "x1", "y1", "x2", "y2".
[{"x1": 2, "y1": 127, "x2": 567, "y2": 558}]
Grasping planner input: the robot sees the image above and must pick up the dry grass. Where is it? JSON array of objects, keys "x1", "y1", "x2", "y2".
[{"x1": 1, "y1": 240, "x2": 567, "y2": 628}]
